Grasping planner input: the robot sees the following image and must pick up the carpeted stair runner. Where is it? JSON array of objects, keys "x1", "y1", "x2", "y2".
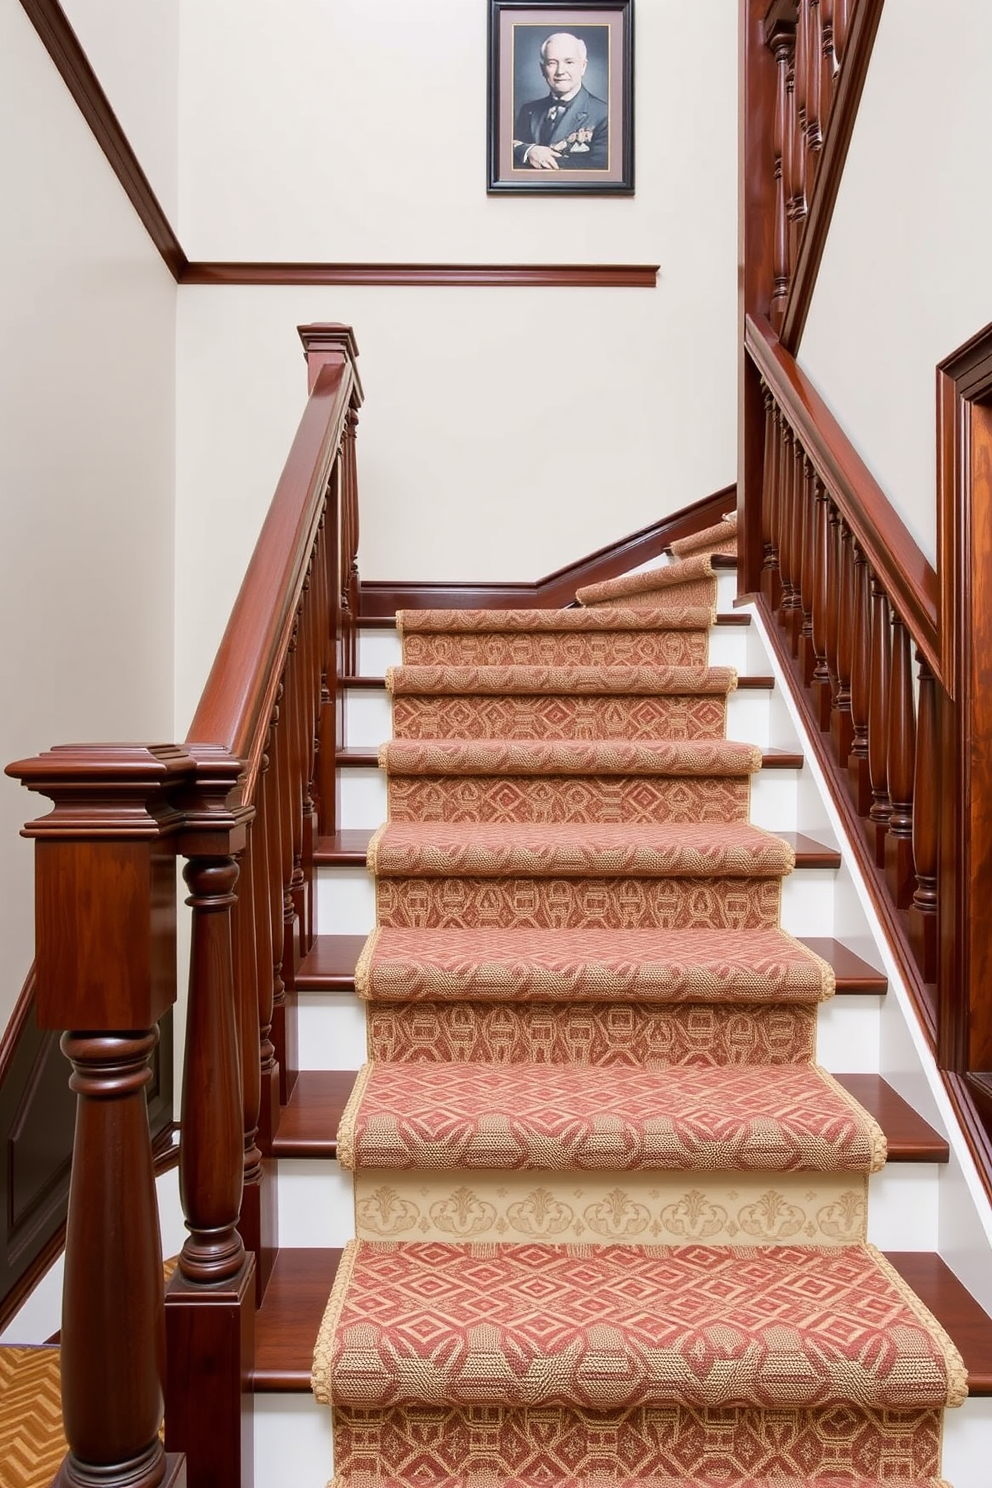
[{"x1": 314, "y1": 517, "x2": 965, "y2": 1486}]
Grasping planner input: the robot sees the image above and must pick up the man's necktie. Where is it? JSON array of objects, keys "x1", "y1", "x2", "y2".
[{"x1": 541, "y1": 102, "x2": 565, "y2": 145}]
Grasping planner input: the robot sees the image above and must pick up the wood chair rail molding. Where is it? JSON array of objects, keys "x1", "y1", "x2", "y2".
[
  {"x1": 358, "y1": 484, "x2": 737, "y2": 616},
  {"x1": 745, "y1": 312, "x2": 940, "y2": 679}
]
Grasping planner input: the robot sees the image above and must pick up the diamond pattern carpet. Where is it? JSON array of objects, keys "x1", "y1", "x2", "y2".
[{"x1": 315, "y1": 519, "x2": 965, "y2": 1487}]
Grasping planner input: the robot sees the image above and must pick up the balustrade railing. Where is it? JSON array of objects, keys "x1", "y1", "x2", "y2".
[
  {"x1": 5, "y1": 323, "x2": 362, "y2": 1488},
  {"x1": 745, "y1": 311, "x2": 941, "y2": 1019},
  {"x1": 758, "y1": 0, "x2": 884, "y2": 348}
]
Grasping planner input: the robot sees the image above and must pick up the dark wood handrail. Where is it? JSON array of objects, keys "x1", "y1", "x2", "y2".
[
  {"x1": 187, "y1": 357, "x2": 355, "y2": 800},
  {"x1": 745, "y1": 311, "x2": 940, "y2": 679}
]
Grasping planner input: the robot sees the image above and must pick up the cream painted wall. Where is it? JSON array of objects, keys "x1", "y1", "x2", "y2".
[
  {"x1": 60, "y1": 0, "x2": 180, "y2": 225},
  {"x1": 173, "y1": 0, "x2": 739, "y2": 720},
  {"x1": 0, "y1": 0, "x2": 177, "y2": 1024},
  {"x1": 799, "y1": 0, "x2": 992, "y2": 568}
]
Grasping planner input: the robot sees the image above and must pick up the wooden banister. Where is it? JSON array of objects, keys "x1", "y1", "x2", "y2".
[
  {"x1": 5, "y1": 324, "x2": 363, "y2": 1488},
  {"x1": 745, "y1": 312, "x2": 940, "y2": 679}
]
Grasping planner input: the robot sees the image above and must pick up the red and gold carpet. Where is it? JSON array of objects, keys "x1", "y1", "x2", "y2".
[{"x1": 313, "y1": 515, "x2": 964, "y2": 1487}]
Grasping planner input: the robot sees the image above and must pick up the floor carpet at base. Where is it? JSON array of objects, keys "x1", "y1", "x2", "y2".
[{"x1": 313, "y1": 514, "x2": 965, "y2": 1488}]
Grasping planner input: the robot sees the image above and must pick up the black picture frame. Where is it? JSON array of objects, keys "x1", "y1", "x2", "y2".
[{"x1": 487, "y1": 1, "x2": 634, "y2": 195}]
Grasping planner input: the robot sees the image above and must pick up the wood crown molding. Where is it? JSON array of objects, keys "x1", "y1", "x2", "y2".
[
  {"x1": 358, "y1": 484, "x2": 737, "y2": 616},
  {"x1": 745, "y1": 311, "x2": 940, "y2": 681},
  {"x1": 23, "y1": 3, "x2": 656, "y2": 291},
  {"x1": 779, "y1": 0, "x2": 886, "y2": 354}
]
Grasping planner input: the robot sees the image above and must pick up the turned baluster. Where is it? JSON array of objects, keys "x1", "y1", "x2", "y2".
[
  {"x1": 908, "y1": 653, "x2": 939, "y2": 981},
  {"x1": 806, "y1": 0, "x2": 824, "y2": 177},
  {"x1": 790, "y1": 2, "x2": 809, "y2": 267},
  {"x1": 810, "y1": 476, "x2": 832, "y2": 728},
  {"x1": 300, "y1": 563, "x2": 320, "y2": 952},
  {"x1": 283, "y1": 621, "x2": 307, "y2": 961},
  {"x1": 820, "y1": 0, "x2": 836, "y2": 132},
  {"x1": 263, "y1": 700, "x2": 292, "y2": 1104},
  {"x1": 867, "y1": 574, "x2": 893, "y2": 864},
  {"x1": 254, "y1": 737, "x2": 280, "y2": 1155},
  {"x1": 316, "y1": 462, "x2": 343, "y2": 836},
  {"x1": 342, "y1": 407, "x2": 362, "y2": 677},
  {"x1": 885, "y1": 613, "x2": 917, "y2": 907},
  {"x1": 847, "y1": 539, "x2": 873, "y2": 813},
  {"x1": 831, "y1": 518, "x2": 855, "y2": 763},
  {"x1": 175, "y1": 852, "x2": 245, "y2": 1285},
  {"x1": 824, "y1": 504, "x2": 842, "y2": 715},
  {"x1": 761, "y1": 394, "x2": 783, "y2": 610},
  {"x1": 271, "y1": 694, "x2": 299, "y2": 1101},
  {"x1": 167, "y1": 752, "x2": 255, "y2": 1488},
  {"x1": 231, "y1": 828, "x2": 264, "y2": 1297},
  {"x1": 834, "y1": 0, "x2": 852, "y2": 70},
  {"x1": 769, "y1": 24, "x2": 795, "y2": 326},
  {"x1": 786, "y1": 433, "x2": 807, "y2": 654},
  {"x1": 777, "y1": 420, "x2": 796, "y2": 633},
  {"x1": 798, "y1": 456, "x2": 817, "y2": 685}
]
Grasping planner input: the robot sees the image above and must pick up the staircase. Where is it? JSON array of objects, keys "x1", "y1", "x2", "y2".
[{"x1": 247, "y1": 530, "x2": 992, "y2": 1488}]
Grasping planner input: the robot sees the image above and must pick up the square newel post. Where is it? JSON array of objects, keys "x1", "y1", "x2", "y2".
[
  {"x1": 166, "y1": 746, "x2": 256, "y2": 1488},
  {"x1": 4, "y1": 744, "x2": 193, "y2": 1488}
]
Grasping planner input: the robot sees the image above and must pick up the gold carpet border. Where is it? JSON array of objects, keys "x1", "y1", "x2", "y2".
[
  {"x1": 351, "y1": 1169, "x2": 871, "y2": 1248},
  {"x1": 867, "y1": 1244, "x2": 968, "y2": 1408}
]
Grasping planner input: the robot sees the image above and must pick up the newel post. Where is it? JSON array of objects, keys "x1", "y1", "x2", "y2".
[
  {"x1": 4, "y1": 744, "x2": 192, "y2": 1488},
  {"x1": 165, "y1": 747, "x2": 255, "y2": 1488}
]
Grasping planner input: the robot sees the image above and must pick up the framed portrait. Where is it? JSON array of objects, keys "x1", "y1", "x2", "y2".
[{"x1": 487, "y1": 1, "x2": 634, "y2": 195}]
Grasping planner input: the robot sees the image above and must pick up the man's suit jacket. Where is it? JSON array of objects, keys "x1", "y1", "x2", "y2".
[{"x1": 512, "y1": 86, "x2": 609, "y2": 170}]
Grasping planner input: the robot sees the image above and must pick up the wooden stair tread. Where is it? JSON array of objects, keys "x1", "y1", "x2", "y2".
[
  {"x1": 272, "y1": 1071, "x2": 358, "y2": 1158},
  {"x1": 252, "y1": 1246, "x2": 343, "y2": 1391},
  {"x1": 251, "y1": 1246, "x2": 991, "y2": 1394},
  {"x1": 314, "y1": 831, "x2": 374, "y2": 865},
  {"x1": 886, "y1": 1251, "x2": 992, "y2": 1393},
  {"x1": 778, "y1": 831, "x2": 842, "y2": 868},
  {"x1": 832, "y1": 1075, "x2": 948, "y2": 1162},
  {"x1": 270, "y1": 1069, "x2": 945, "y2": 1166},
  {"x1": 336, "y1": 748, "x2": 381, "y2": 768},
  {"x1": 298, "y1": 934, "x2": 368, "y2": 989},
  {"x1": 298, "y1": 934, "x2": 884, "y2": 996},
  {"x1": 798, "y1": 937, "x2": 887, "y2": 991}
]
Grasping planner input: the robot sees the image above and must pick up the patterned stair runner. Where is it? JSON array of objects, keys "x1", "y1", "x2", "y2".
[{"x1": 315, "y1": 516, "x2": 966, "y2": 1486}]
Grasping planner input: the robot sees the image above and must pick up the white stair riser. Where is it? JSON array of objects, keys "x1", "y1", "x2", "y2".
[
  {"x1": 358, "y1": 629, "x2": 401, "y2": 674},
  {"x1": 254, "y1": 1395, "x2": 332, "y2": 1488},
  {"x1": 295, "y1": 990, "x2": 882, "y2": 1081},
  {"x1": 277, "y1": 1160, "x2": 355, "y2": 1247},
  {"x1": 271, "y1": 1153, "x2": 935, "y2": 1251}
]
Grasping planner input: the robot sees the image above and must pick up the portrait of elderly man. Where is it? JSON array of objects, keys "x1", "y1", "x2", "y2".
[{"x1": 512, "y1": 30, "x2": 609, "y2": 170}]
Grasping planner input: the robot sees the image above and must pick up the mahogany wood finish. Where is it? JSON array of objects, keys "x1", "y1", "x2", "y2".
[
  {"x1": 936, "y1": 323, "x2": 992, "y2": 1105},
  {"x1": 847, "y1": 541, "x2": 872, "y2": 812},
  {"x1": 5, "y1": 328, "x2": 363, "y2": 1486},
  {"x1": 751, "y1": 0, "x2": 885, "y2": 354},
  {"x1": 3, "y1": 746, "x2": 192, "y2": 1488},
  {"x1": 884, "y1": 616, "x2": 916, "y2": 907},
  {"x1": 746, "y1": 313, "x2": 940, "y2": 677},
  {"x1": 252, "y1": 1247, "x2": 342, "y2": 1390},
  {"x1": 183, "y1": 262, "x2": 659, "y2": 288},
  {"x1": 779, "y1": 0, "x2": 885, "y2": 352},
  {"x1": 358, "y1": 484, "x2": 737, "y2": 615},
  {"x1": 909, "y1": 655, "x2": 938, "y2": 982}
]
